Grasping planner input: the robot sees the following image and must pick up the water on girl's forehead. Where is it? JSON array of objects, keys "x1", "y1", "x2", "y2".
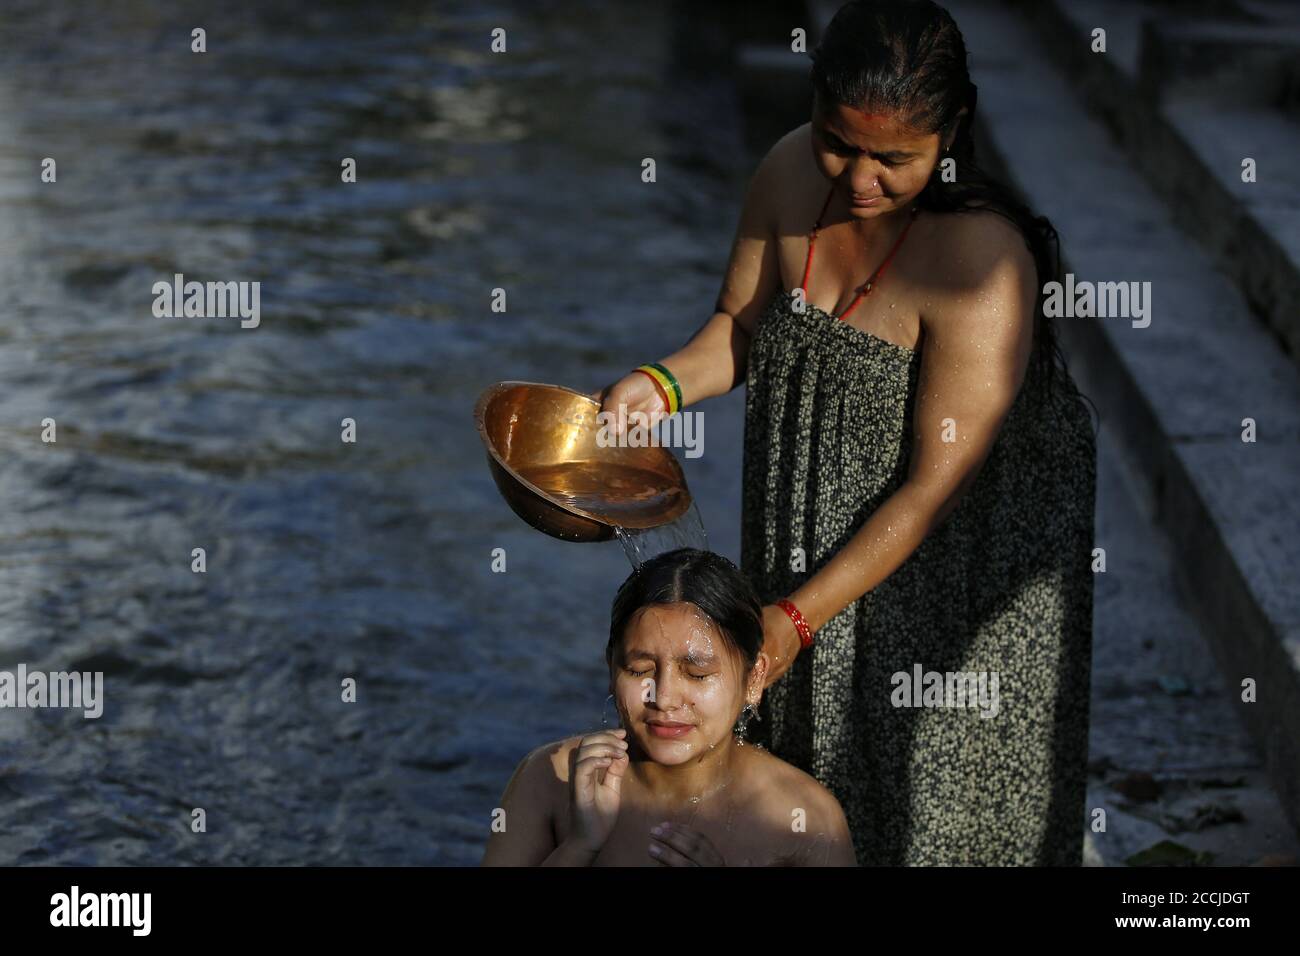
[{"x1": 613, "y1": 499, "x2": 708, "y2": 569}]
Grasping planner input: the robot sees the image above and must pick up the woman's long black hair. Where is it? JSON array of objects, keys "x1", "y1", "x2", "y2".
[{"x1": 811, "y1": 0, "x2": 1097, "y2": 423}]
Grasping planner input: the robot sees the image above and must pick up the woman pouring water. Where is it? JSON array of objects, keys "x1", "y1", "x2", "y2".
[{"x1": 593, "y1": 0, "x2": 1098, "y2": 865}]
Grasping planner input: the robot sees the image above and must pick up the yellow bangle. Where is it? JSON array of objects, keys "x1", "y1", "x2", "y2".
[{"x1": 635, "y1": 363, "x2": 681, "y2": 415}]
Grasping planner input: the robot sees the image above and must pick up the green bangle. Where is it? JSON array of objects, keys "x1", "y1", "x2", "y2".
[{"x1": 646, "y1": 362, "x2": 683, "y2": 414}]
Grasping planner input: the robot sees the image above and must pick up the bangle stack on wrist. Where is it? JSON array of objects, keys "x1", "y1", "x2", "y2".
[
  {"x1": 776, "y1": 598, "x2": 814, "y2": 649},
  {"x1": 633, "y1": 362, "x2": 682, "y2": 415}
]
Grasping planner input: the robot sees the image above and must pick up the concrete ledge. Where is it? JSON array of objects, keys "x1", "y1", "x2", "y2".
[{"x1": 1138, "y1": 17, "x2": 1300, "y2": 104}]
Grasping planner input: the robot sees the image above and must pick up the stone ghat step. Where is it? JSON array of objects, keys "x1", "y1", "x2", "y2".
[
  {"x1": 1023, "y1": 0, "x2": 1300, "y2": 369},
  {"x1": 949, "y1": 0, "x2": 1300, "y2": 840}
]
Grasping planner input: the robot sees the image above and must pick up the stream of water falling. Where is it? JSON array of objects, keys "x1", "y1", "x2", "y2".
[{"x1": 613, "y1": 499, "x2": 709, "y2": 569}]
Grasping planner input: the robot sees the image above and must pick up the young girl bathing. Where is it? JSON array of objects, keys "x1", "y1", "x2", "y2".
[{"x1": 482, "y1": 548, "x2": 856, "y2": 866}]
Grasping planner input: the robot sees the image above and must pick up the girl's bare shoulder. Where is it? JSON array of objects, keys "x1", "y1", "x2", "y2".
[
  {"x1": 729, "y1": 744, "x2": 853, "y2": 864},
  {"x1": 498, "y1": 736, "x2": 582, "y2": 815},
  {"x1": 736, "y1": 743, "x2": 846, "y2": 822},
  {"x1": 517, "y1": 735, "x2": 584, "y2": 785}
]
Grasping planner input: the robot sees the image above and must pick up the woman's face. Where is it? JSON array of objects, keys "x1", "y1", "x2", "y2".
[
  {"x1": 610, "y1": 602, "x2": 761, "y2": 766},
  {"x1": 810, "y1": 93, "x2": 950, "y2": 218}
]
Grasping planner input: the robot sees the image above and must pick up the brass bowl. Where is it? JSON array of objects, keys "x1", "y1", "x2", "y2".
[{"x1": 474, "y1": 381, "x2": 691, "y2": 542}]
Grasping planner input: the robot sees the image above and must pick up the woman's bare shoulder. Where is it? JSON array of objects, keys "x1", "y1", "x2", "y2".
[
  {"x1": 917, "y1": 207, "x2": 1039, "y2": 356},
  {"x1": 927, "y1": 206, "x2": 1036, "y2": 282},
  {"x1": 767, "y1": 121, "x2": 813, "y2": 169},
  {"x1": 748, "y1": 123, "x2": 821, "y2": 231}
]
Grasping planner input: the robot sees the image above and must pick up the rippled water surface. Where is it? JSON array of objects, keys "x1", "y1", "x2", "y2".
[{"x1": 0, "y1": 0, "x2": 746, "y2": 864}]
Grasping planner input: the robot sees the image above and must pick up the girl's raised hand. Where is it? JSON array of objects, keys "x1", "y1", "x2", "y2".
[{"x1": 568, "y1": 728, "x2": 629, "y2": 855}]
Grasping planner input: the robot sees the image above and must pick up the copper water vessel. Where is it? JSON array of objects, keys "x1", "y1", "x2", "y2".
[{"x1": 474, "y1": 381, "x2": 691, "y2": 542}]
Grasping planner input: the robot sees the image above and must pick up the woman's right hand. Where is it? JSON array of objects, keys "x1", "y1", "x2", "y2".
[
  {"x1": 590, "y1": 372, "x2": 668, "y2": 435},
  {"x1": 568, "y1": 728, "x2": 630, "y2": 855},
  {"x1": 761, "y1": 603, "x2": 803, "y2": 687}
]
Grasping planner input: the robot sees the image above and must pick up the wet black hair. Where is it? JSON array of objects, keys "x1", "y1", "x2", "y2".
[
  {"x1": 607, "y1": 548, "x2": 764, "y2": 673},
  {"x1": 811, "y1": 0, "x2": 1098, "y2": 426}
]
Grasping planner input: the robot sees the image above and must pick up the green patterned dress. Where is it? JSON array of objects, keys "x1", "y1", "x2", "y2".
[{"x1": 742, "y1": 284, "x2": 1097, "y2": 866}]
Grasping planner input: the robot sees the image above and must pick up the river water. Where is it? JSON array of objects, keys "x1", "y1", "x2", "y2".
[{"x1": 0, "y1": 0, "x2": 748, "y2": 864}]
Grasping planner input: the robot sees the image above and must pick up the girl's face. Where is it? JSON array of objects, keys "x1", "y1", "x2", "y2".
[
  {"x1": 610, "y1": 602, "x2": 761, "y2": 766},
  {"x1": 810, "y1": 94, "x2": 952, "y2": 218}
]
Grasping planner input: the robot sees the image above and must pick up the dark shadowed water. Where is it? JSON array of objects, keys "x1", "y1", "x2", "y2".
[{"x1": 0, "y1": 0, "x2": 747, "y2": 864}]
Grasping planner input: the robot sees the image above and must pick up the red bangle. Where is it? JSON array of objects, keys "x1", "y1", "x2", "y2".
[
  {"x1": 776, "y1": 598, "x2": 814, "y2": 649},
  {"x1": 631, "y1": 367, "x2": 672, "y2": 416}
]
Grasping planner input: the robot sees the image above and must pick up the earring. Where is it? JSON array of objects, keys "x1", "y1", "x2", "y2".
[{"x1": 735, "y1": 701, "x2": 759, "y2": 738}]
